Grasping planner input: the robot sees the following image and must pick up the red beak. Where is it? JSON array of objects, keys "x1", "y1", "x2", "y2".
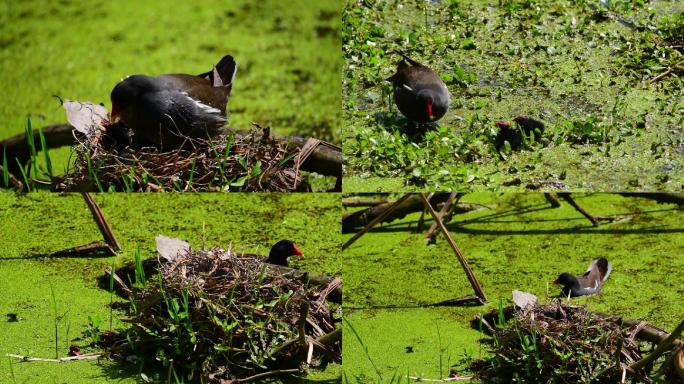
[
  {"x1": 293, "y1": 243, "x2": 303, "y2": 257},
  {"x1": 425, "y1": 99, "x2": 434, "y2": 120},
  {"x1": 552, "y1": 279, "x2": 560, "y2": 285}
]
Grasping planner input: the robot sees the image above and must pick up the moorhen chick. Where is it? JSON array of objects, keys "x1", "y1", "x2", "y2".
[
  {"x1": 265, "y1": 239, "x2": 303, "y2": 267},
  {"x1": 110, "y1": 54, "x2": 237, "y2": 150},
  {"x1": 494, "y1": 116, "x2": 545, "y2": 153},
  {"x1": 554, "y1": 258, "x2": 612, "y2": 297},
  {"x1": 386, "y1": 52, "x2": 450, "y2": 124}
]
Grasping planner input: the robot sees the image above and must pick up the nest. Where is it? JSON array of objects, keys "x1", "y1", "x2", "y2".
[
  {"x1": 471, "y1": 300, "x2": 648, "y2": 383},
  {"x1": 107, "y1": 246, "x2": 340, "y2": 383},
  {"x1": 61, "y1": 126, "x2": 307, "y2": 192}
]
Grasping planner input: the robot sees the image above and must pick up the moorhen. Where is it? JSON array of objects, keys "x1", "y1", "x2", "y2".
[
  {"x1": 265, "y1": 239, "x2": 303, "y2": 267},
  {"x1": 554, "y1": 258, "x2": 612, "y2": 297},
  {"x1": 386, "y1": 52, "x2": 450, "y2": 124},
  {"x1": 494, "y1": 116, "x2": 545, "y2": 152},
  {"x1": 110, "y1": 54, "x2": 237, "y2": 149}
]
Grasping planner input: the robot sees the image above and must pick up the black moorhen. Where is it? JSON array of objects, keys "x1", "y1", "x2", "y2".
[
  {"x1": 386, "y1": 52, "x2": 450, "y2": 124},
  {"x1": 554, "y1": 258, "x2": 612, "y2": 297},
  {"x1": 110, "y1": 54, "x2": 237, "y2": 149},
  {"x1": 266, "y1": 239, "x2": 303, "y2": 267}
]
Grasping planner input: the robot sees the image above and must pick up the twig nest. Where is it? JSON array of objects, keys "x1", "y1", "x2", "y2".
[
  {"x1": 110, "y1": 242, "x2": 340, "y2": 382},
  {"x1": 59, "y1": 100, "x2": 307, "y2": 192},
  {"x1": 471, "y1": 299, "x2": 648, "y2": 383}
]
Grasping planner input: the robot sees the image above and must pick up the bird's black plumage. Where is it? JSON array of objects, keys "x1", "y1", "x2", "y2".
[
  {"x1": 266, "y1": 240, "x2": 303, "y2": 267},
  {"x1": 386, "y1": 52, "x2": 450, "y2": 124},
  {"x1": 110, "y1": 55, "x2": 237, "y2": 150}
]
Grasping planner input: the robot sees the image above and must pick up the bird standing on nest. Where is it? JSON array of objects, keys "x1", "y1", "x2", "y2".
[
  {"x1": 554, "y1": 258, "x2": 612, "y2": 297},
  {"x1": 110, "y1": 55, "x2": 237, "y2": 150},
  {"x1": 386, "y1": 52, "x2": 450, "y2": 128}
]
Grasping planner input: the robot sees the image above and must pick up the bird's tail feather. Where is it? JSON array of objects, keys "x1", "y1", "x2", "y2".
[{"x1": 198, "y1": 54, "x2": 237, "y2": 87}]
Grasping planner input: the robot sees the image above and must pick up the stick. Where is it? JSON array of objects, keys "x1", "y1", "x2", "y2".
[
  {"x1": 558, "y1": 193, "x2": 600, "y2": 226},
  {"x1": 0, "y1": 164, "x2": 24, "y2": 191},
  {"x1": 407, "y1": 375, "x2": 472, "y2": 382},
  {"x1": 544, "y1": 192, "x2": 561, "y2": 207},
  {"x1": 420, "y1": 193, "x2": 487, "y2": 304},
  {"x1": 317, "y1": 327, "x2": 341, "y2": 346},
  {"x1": 298, "y1": 301, "x2": 310, "y2": 350},
  {"x1": 425, "y1": 192, "x2": 459, "y2": 241},
  {"x1": 105, "y1": 267, "x2": 133, "y2": 296},
  {"x1": 49, "y1": 241, "x2": 115, "y2": 258},
  {"x1": 342, "y1": 198, "x2": 390, "y2": 207},
  {"x1": 263, "y1": 132, "x2": 341, "y2": 182},
  {"x1": 292, "y1": 138, "x2": 320, "y2": 189},
  {"x1": 81, "y1": 192, "x2": 121, "y2": 252},
  {"x1": 0, "y1": 123, "x2": 76, "y2": 175},
  {"x1": 268, "y1": 328, "x2": 341, "y2": 362},
  {"x1": 233, "y1": 368, "x2": 301, "y2": 383},
  {"x1": 619, "y1": 193, "x2": 684, "y2": 206},
  {"x1": 6, "y1": 353, "x2": 101, "y2": 363},
  {"x1": 417, "y1": 193, "x2": 434, "y2": 233},
  {"x1": 649, "y1": 60, "x2": 684, "y2": 84},
  {"x1": 342, "y1": 194, "x2": 413, "y2": 251},
  {"x1": 631, "y1": 319, "x2": 684, "y2": 371},
  {"x1": 342, "y1": 193, "x2": 455, "y2": 232}
]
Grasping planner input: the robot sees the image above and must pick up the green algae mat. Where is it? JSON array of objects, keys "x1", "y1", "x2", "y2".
[
  {"x1": 0, "y1": 0, "x2": 341, "y2": 178},
  {"x1": 343, "y1": 0, "x2": 684, "y2": 191},
  {"x1": 342, "y1": 193, "x2": 684, "y2": 382},
  {"x1": 0, "y1": 192, "x2": 341, "y2": 383}
]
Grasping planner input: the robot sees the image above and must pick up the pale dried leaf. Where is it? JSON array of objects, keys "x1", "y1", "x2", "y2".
[
  {"x1": 512, "y1": 290, "x2": 538, "y2": 309},
  {"x1": 63, "y1": 100, "x2": 109, "y2": 137},
  {"x1": 155, "y1": 235, "x2": 191, "y2": 262}
]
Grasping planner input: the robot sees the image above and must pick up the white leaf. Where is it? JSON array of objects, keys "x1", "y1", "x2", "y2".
[
  {"x1": 155, "y1": 235, "x2": 190, "y2": 262},
  {"x1": 512, "y1": 290, "x2": 538, "y2": 309},
  {"x1": 63, "y1": 100, "x2": 109, "y2": 138}
]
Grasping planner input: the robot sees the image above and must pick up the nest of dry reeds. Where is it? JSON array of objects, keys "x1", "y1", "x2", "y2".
[
  {"x1": 108, "y1": 246, "x2": 340, "y2": 383},
  {"x1": 61, "y1": 126, "x2": 307, "y2": 192},
  {"x1": 471, "y1": 300, "x2": 647, "y2": 383}
]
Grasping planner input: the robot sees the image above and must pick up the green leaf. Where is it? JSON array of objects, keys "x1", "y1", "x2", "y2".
[
  {"x1": 231, "y1": 176, "x2": 248, "y2": 187},
  {"x1": 250, "y1": 161, "x2": 262, "y2": 177}
]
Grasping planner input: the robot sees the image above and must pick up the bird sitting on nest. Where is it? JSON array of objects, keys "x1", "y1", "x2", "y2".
[
  {"x1": 265, "y1": 239, "x2": 303, "y2": 267},
  {"x1": 108, "y1": 54, "x2": 237, "y2": 150}
]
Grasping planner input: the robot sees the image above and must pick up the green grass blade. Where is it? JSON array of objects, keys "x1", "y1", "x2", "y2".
[
  {"x1": 134, "y1": 247, "x2": 146, "y2": 288},
  {"x1": 85, "y1": 149, "x2": 103, "y2": 192},
  {"x1": 14, "y1": 158, "x2": 30, "y2": 192},
  {"x1": 50, "y1": 283, "x2": 59, "y2": 358},
  {"x1": 109, "y1": 265, "x2": 115, "y2": 330},
  {"x1": 25, "y1": 117, "x2": 37, "y2": 178},
  {"x1": 39, "y1": 128, "x2": 53, "y2": 179},
  {"x1": 2, "y1": 147, "x2": 8, "y2": 188},
  {"x1": 343, "y1": 318, "x2": 383, "y2": 381},
  {"x1": 188, "y1": 156, "x2": 197, "y2": 188},
  {"x1": 8, "y1": 356, "x2": 17, "y2": 384}
]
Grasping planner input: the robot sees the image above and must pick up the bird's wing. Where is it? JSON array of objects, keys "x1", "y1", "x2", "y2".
[{"x1": 582, "y1": 258, "x2": 612, "y2": 287}]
